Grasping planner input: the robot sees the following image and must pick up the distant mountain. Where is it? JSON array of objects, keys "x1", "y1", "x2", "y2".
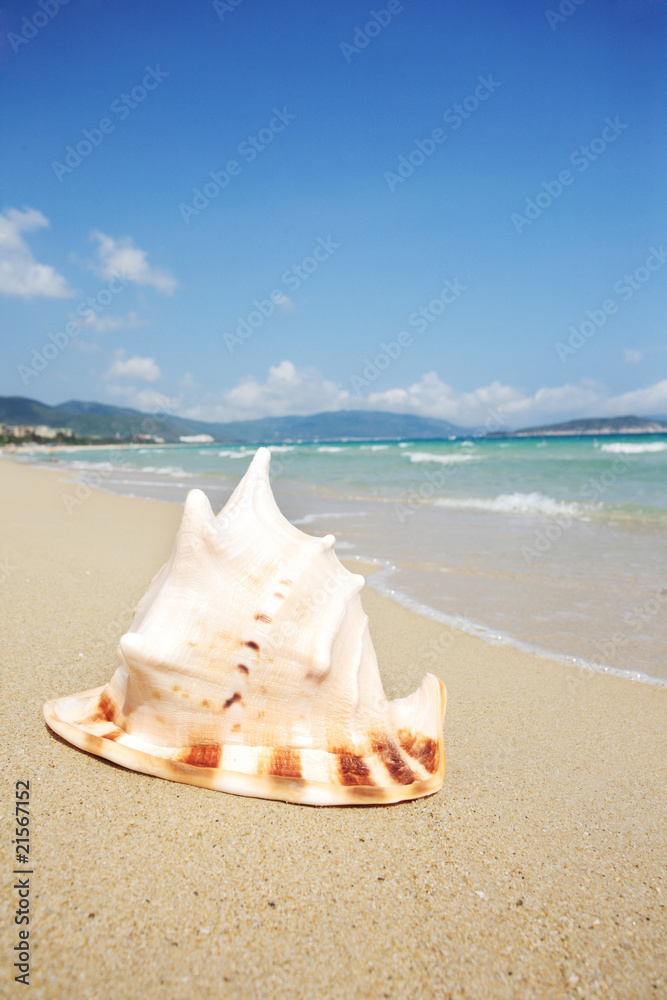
[
  {"x1": 501, "y1": 415, "x2": 667, "y2": 437},
  {"x1": 216, "y1": 410, "x2": 465, "y2": 442},
  {"x1": 0, "y1": 396, "x2": 466, "y2": 443}
]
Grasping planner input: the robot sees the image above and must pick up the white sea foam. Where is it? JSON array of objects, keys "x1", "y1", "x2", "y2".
[
  {"x1": 364, "y1": 562, "x2": 667, "y2": 689},
  {"x1": 65, "y1": 460, "x2": 192, "y2": 478},
  {"x1": 216, "y1": 449, "x2": 256, "y2": 459},
  {"x1": 68, "y1": 460, "x2": 116, "y2": 471},
  {"x1": 140, "y1": 465, "x2": 192, "y2": 477},
  {"x1": 600, "y1": 442, "x2": 667, "y2": 455},
  {"x1": 398, "y1": 442, "x2": 410, "y2": 448},
  {"x1": 316, "y1": 446, "x2": 344, "y2": 453},
  {"x1": 359, "y1": 444, "x2": 389, "y2": 451},
  {"x1": 291, "y1": 511, "x2": 368, "y2": 526},
  {"x1": 404, "y1": 451, "x2": 478, "y2": 465},
  {"x1": 434, "y1": 492, "x2": 588, "y2": 517}
]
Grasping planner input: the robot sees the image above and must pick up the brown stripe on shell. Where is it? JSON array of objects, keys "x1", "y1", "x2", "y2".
[
  {"x1": 102, "y1": 727, "x2": 125, "y2": 742},
  {"x1": 268, "y1": 748, "x2": 303, "y2": 779},
  {"x1": 223, "y1": 692, "x2": 242, "y2": 709},
  {"x1": 254, "y1": 612, "x2": 272, "y2": 624},
  {"x1": 338, "y1": 753, "x2": 374, "y2": 786},
  {"x1": 371, "y1": 735, "x2": 415, "y2": 785},
  {"x1": 90, "y1": 691, "x2": 115, "y2": 723},
  {"x1": 236, "y1": 663, "x2": 249, "y2": 675},
  {"x1": 244, "y1": 640, "x2": 259, "y2": 650},
  {"x1": 398, "y1": 730, "x2": 439, "y2": 774},
  {"x1": 176, "y1": 744, "x2": 222, "y2": 768}
]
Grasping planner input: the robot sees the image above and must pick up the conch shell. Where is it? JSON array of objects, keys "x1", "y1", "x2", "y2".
[{"x1": 44, "y1": 448, "x2": 446, "y2": 805}]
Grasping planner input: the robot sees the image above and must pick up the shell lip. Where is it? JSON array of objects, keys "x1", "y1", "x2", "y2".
[{"x1": 43, "y1": 682, "x2": 446, "y2": 807}]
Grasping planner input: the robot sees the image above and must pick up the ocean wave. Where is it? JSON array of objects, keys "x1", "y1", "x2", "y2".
[
  {"x1": 365, "y1": 562, "x2": 667, "y2": 689},
  {"x1": 216, "y1": 449, "x2": 256, "y2": 459},
  {"x1": 316, "y1": 446, "x2": 344, "y2": 453},
  {"x1": 359, "y1": 444, "x2": 389, "y2": 451},
  {"x1": 600, "y1": 442, "x2": 667, "y2": 455},
  {"x1": 140, "y1": 465, "x2": 193, "y2": 477},
  {"x1": 434, "y1": 492, "x2": 589, "y2": 517},
  {"x1": 404, "y1": 452, "x2": 478, "y2": 465},
  {"x1": 68, "y1": 460, "x2": 116, "y2": 471},
  {"x1": 292, "y1": 511, "x2": 368, "y2": 526},
  {"x1": 65, "y1": 460, "x2": 192, "y2": 478}
]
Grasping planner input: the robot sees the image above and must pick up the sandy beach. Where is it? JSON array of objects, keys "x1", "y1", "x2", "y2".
[{"x1": 1, "y1": 458, "x2": 665, "y2": 1000}]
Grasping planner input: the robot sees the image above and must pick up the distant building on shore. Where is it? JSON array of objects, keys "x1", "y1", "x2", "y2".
[
  {"x1": 179, "y1": 434, "x2": 214, "y2": 443},
  {"x1": 0, "y1": 424, "x2": 75, "y2": 439}
]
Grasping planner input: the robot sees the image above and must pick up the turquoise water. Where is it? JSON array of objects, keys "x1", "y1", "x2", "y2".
[
  {"x1": 49, "y1": 434, "x2": 667, "y2": 515},
  {"x1": 23, "y1": 435, "x2": 667, "y2": 684}
]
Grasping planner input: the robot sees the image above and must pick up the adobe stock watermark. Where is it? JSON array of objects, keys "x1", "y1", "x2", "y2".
[
  {"x1": 394, "y1": 464, "x2": 458, "y2": 524},
  {"x1": 224, "y1": 237, "x2": 339, "y2": 353},
  {"x1": 7, "y1": 0, "x2": 71, "y2": 55},
  {"x1": 588, "y1": 581, "x2": 667, "y2": 667},
  {"x1": 210, "y1": 450, "x2": 298, "y2": 537},
  {"x1": 179, "y1": 108, "x2": 296, "y2": 224},
  {"x1": 511, "y1": 117, "x2": 629, "y2": 234},
  {"x1": 17, "y1": 273, "x2": 130, "y2": 386},
  {"x1": 0, "y1": 556, "x2": 18, "y2": 585},
  {"x1": 394, "y1": 406, "x2": 510, "y2": 524},
  {"x1": 213, "y1": 0, "x2": 245, "y2": 21},
  {"x1": 520, "y1": 452, "x2": 635, "y2": 565},
  {"x1": 384, "y1": 75, "x2": 501, "y2": 192},
  {"x1": 423, "y1": 618, "x2": 468, "y2": 670},
  {"x1": 545, "y1": 0, "x2": 587, "y2": 31},
  {"x1": 51, "y1": 67, "x2": 169, "y2": 181},
  {"x1": 555, "y1": 246, "x2": 667, "y2": 361},
  {"x1": 350, "y1": 277, "x2": 466, "y2": 392},
  {"x1": 61, "y1": 398, "x2": 181, "y2": 513},
  {"x1": 62, "y1": 460, "x2": 116, "y2": 513},
  {"x1": 262, "y1": 561, "x2": 352, "y2": 662},
  {"x1": 339, "y1": 0, "x2": 415, "y2": 62}
]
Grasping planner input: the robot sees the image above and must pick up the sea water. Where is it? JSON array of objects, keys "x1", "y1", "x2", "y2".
[{"x1": 25, "y1": 435, "x2": 667, "y2": 685}]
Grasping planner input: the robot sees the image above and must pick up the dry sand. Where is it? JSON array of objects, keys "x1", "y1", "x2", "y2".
[{"x1": 1, "y1": 458, "x2": 665, "y2": 1000}]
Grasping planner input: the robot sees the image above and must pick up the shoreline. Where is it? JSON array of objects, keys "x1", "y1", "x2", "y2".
[
  {"x1": 365, "y1": 558, "x2": 667, "y2": 690},
  {"x1": 9, "y1": 451, "x2": 667, "y2": 689},
  {"x1": 1, "y1": 458, "x2": 666, "y2": 998}
]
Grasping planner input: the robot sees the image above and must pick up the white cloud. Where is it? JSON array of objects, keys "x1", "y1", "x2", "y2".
[
  {"x1": 365, "y1": 373, "x2": 528, "y2": 426},
  {"x1": 105, "y1": 384, "x2": 178, "y2": 412},
  {"x1": 183, "y1": 360, "x2": 351, "y2": 423},
  {"x1": 358, "y1": 372, "x2": 610, "y2": 427},
  {"x1": 179, "y1": 360, "x2": 667, "y2": 428},
  {"x1": 92, "y1": 230, "x2": 177, "y2": 295},
  {"x1": 623, "y1": 348, "x2": 643, "y2": 365},
  {"x1": 273, "y1": 292, "x2": 294, "y2": 311},
  {"x1": 105, "y1": 349, "x2": 161, "y2": 382},
  {"x1": 603, "y1": 379, "x2": 667, "y2": 417},
  {"x1": 0, "y1": 207, "x2": 74, "y2": 298},
  {"x1": 70, "y1": 309, "x2": 147, "y2": 333}
]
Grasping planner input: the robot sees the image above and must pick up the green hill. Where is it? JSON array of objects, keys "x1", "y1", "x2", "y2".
[{"x1": 0, "y1": 396, "x2": 466, "y2": 443}]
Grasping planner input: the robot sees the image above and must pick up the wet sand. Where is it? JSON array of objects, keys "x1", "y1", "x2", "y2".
[{"x1": 0, "y1": 458, "x2": 665, "y2": 999}]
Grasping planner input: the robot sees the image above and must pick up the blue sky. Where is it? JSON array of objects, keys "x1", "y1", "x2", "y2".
[{"x1": 1, "y1": 0, "x2": 666, "y2": 429}]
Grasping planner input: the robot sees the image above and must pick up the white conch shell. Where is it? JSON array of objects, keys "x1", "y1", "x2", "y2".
[{"x1": 44, "y1": 448, "x2": 446, "y2": 805}]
